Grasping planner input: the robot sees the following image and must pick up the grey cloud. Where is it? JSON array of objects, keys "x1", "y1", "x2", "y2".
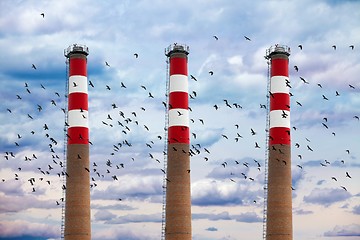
[
  {"x1": 233, "y1": 212, "x2": 262, "y2": 223},
  {"x1": 205, "y1": 227, "x2": 218, "y2": 231},
  {"x1": 303, "y1": 188, "x2": 351, "y2": 206},
  {"x1": 324, "y1": 224, "x2": 360, "y2": 237}
]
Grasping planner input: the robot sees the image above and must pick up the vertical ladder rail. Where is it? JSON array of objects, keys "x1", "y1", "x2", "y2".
[
  {"x1": 60, "y1": 59, "x2": 69, "y2": 239},
  {"x1": 262, "y1": 59, "x2": 271, "y2": 239},
  {"x1": 161, "y1": 58, "x2": 170, "y2": 240}
]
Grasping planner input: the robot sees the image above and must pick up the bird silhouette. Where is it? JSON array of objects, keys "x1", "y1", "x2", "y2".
[
  {"x1": 300, "y1": 77, "x2": 309, "y2": 84},
  {"x1": 298, "y1": 44, "x2": 303, "y2": 50},
  {"x1": 349, "y1": 45, "x2": 354, "y2": 50},
  {"x1": 32, "y1": 64, "x2": 37, "y2": 70},
  {"x1": 251, "y1": 128, "x2": 256, "y2": 135},
  {"x1": 213, "y1": 35, "x2": 218, "y2": 40},
  {"x1": 105, "y1": 61, "x2": 110, "y2": 67},
  {"x1": 209, "y1": 71, "x2": 214, "y2": 75},
  {"x1": 244, "y1": 36, "x2": 251, "y2": 41},
  {"x1": 134, "y1": 53, "x2": 139, "y2": 58},
  {"x1": 189, "y1": 75, "x2": 197, "y2": 82}
]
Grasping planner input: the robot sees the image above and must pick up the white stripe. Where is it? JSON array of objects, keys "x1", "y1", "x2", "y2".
[
  {"x1": 168, "y1": 108, "x2": 189, "y2": 127},
  {"x1": 69, "y1": 75, "x2": 88, "y2": 94},
  {"x1": 271, "y1": 76, "x2": 290, "y2": 94},
  {"x1": 269, "y1": 110, "x2": 290, "y2": 128},
  {"x1": 68, "y1": 109, "x2": 89, "y2": 128},
  {"x1": 169, "y1": 74, "x2": 188, "y2": 93}
]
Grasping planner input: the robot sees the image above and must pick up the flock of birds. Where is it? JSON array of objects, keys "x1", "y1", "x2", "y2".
[
  {"x1": 0, "y1": 13, "x2": 359, "y2": 237},
  {"x1": 2, "y1": 39, "x2": 358, "y2": 205}
]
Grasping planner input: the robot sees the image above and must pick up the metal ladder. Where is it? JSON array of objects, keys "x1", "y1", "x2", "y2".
[
  {"x1": 161, "y1": 58, "x2": 170, "y2": 240},
  {"x1": 262, "y1": 59, "x2": 271, "y2": 240},
  {"x1": 60, "y1": 59, "x2": 69, "y2": 239}
]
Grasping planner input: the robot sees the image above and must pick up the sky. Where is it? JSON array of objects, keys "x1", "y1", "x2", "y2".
[{"x1": 0, "y1": 0, "x2": 360, "y2": 239}]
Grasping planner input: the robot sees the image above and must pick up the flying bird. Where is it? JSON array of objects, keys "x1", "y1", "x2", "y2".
[
  {"x1": 298, "y1": 44, "x2": 303, "y2": 50},
  {"x1": 294, "y1": 65, "x2": 298, "y2": 72},
  {"x1": 349, "y1": 45, "x2": 354, "y2": 50},
  {"x1": 209, "y1": 71, "x2": 214, "y2": 75},
  {"x1": 244, "y1": 36, "x2": 251, "y2": 41},
  {"x1": 190, "y1": 75, "x2": 197, "y2": 81},
  {"x1": 332, "y1": 45, "x2": 336, "y2": 50},
  {"x1": 300, "y1": 77, "x2": 309, "y2": 84},
  {"x1": 32, "y1": 64, "x2": 37, "y2": 70},
  {"x1": 40, "y1": 13, "x2": 45, "y2": 18},
  {"x1": 134, "y1": 53, "x2": 139, "y2": 58},
  {"x1": 250, "y1": 128, "x2": 256, "y2": 135},
  {"x1": 105, "y1": 61, "x2": 110, "y2": 67},
  {"x1": 213, "y1": 35, "x2": 218, "y2": 40}
]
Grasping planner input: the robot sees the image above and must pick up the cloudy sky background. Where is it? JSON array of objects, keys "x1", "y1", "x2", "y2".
[{"x1": 1, "y1": 0, "x2": 360, "y2": 239}]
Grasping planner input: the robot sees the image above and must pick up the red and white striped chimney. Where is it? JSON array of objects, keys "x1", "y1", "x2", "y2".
[
  {"x1": 165, "y1": 44, "x2": 192, "y2": 240},
  {"x1": 64, "y1": 44, "x2": 91, "y2": 240},
  {"x1": 266, "y1": 44, "x2": 292, "y2": 240}
]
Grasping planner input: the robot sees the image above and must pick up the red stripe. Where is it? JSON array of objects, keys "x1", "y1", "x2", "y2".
[
  {"x1": 169, "y1": 92, "x2": 188, "y2": 109},
  {"x1": 68, "y1": 93, "x2": 88, "y2": 111},
  {"x1": 271, "y1": 58, "x2": 288, "y2": 77},
  {"x1": 69, "y1": 58, "x2": 87, "y2": 76},
  {"x1": 270, "y1": 93, "x2": 290, "y2": 111},
  {"x1": 170, "y1": 57, "x2": 188, "y2": 75},
  {"x1": 168, "y1": 126, "x2": 189, "y2": 144},
  {"x1": 68, "y1": 127, "x2": 89, "y2": 145},
  {"x1": 269, "y1": 127, "x2": 290, "y2": 145}
]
